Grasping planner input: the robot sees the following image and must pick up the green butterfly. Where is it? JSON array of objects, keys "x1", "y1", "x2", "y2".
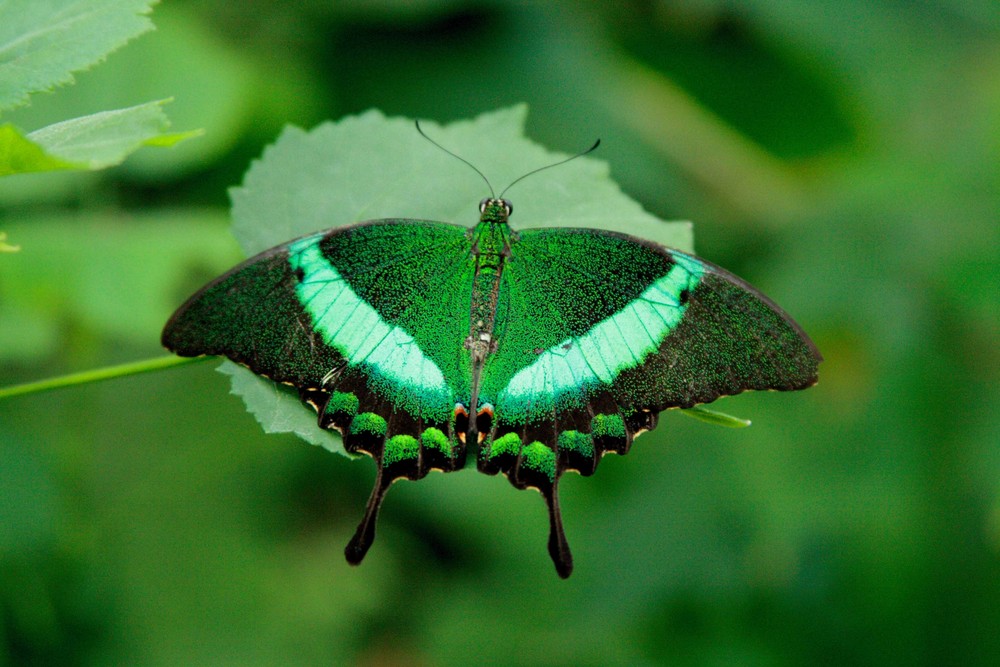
[{"x1": 162, "y1": 145, "x2": 820, "y2": 578}]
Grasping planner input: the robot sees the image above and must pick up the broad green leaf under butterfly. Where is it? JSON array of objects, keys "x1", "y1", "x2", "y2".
[
  {"x1": 163, "y1": 115, "x2": 821, "y2": 576},
  {"x1": 224, "y1": 107, "x2": 693, "y2": 451}
]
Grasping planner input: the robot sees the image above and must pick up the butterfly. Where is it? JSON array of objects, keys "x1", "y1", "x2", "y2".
[{"x1": 162, "y1": 140, "x2": 821, "y2": 578}]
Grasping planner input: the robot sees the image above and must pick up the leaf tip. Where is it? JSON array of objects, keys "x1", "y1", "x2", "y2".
[{"x1": 679, "y1": 405, "x2": 752, "y2": 428}]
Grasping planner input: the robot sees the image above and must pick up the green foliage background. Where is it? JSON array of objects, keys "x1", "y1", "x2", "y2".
[{"x1": 2, "y1": 1, "x2": 997, "y2": 664}]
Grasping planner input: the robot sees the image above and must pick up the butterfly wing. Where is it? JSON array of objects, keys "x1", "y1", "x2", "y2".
[
  {"x1": 162, "y1": 219, "x2": 475, "y2": 562},
  {"x1": 477, "y1": 227, "x2": 821, "y2": 576}
]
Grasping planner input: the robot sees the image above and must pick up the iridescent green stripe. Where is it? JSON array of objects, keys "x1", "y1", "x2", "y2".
[
  {"x1": 498, "y1": 253, "x2": 703, "y2": 417},
  {"x1": 288, "y1": 235, "x2": 452, "y2": 418}
]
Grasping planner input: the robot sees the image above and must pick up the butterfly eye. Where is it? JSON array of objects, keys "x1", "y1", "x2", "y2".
[
  {"x1": 479, "y1": 197, "x2": 491, "y2": 213},
  {"x1": 501, "y1": 199, "x2": 513, "y2": 216}
]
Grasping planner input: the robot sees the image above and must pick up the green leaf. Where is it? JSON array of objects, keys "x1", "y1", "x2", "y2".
[
  {"x1": 217, "y1": 361, "x2": 343, "y2": 453},
  {"x1": 0, "y1": 0, "x2": 158, "y2": 112},
  {"x1": 231, "y1": 106, "x2": 692, "y2": 255},
  {"x1": 25, "y1": 100, "x2": 198, "y2": 167},
  {"x1": 0, "y1": 101, "x2": 200, "y2": 176},
  {"x1": 0, "y1": 123, "x2": 77, "y2": 174},
  {"x1": 225, "y1": 106, "x2": 693, "y2": 454},
  {"x1": 1, "y1": 3, "x2": 255, "y2": 180}
]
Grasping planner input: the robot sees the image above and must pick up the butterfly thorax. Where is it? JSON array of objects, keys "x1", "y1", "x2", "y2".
[{"x1": 468, "y1": 199, "x2": 515, "y2": 357}]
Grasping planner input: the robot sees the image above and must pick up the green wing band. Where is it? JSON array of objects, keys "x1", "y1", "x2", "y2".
[
  {"x1": 289, "y1": 235, "x2": 452, "y2": 420},
  {"x1": 496, "y1": 253, "x2": 703, "y2": 420}
]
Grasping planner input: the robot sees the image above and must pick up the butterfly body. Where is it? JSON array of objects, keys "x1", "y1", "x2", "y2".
[{"x1": 163, "y1": 197, "x2": 820, "y2": 578}]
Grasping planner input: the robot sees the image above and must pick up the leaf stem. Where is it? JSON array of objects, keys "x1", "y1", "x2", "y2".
[
  {"x1": 0, "y1": 355, "x2": 211, "y2": 400},
  {"x1": 1, "y1": 355, "x2": 754, "y2": 430},
  {"x1": 680, "y1": 405, "x2": 752, "y2": 428}
]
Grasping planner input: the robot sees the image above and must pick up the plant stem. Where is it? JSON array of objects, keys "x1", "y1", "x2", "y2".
[
  {"x1": 2, "y1": 356, "x2": 753, "y2": 429},
  {"x1": 0, "y1": 355, "x2": 212, "y2": 400},
  {"x1": 680, "y1": 405, "x2": 752, "y2": 428}
]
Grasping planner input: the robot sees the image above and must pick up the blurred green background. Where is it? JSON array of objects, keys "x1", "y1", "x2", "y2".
[{"x1": 2, "y1": 1, "x2": 998, "y2": 664}]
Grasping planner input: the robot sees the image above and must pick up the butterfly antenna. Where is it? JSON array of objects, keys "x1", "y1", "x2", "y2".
[
  {"x1": 498, "y1": 138, "x2": 601, "y2": 199},
  {"x1": 415, "y1": 120, "x2": 495, "y2": 198}
]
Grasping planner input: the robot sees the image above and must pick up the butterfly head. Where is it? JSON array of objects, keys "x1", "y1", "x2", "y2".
[{"x1": 479, "y1": 197, "x2": 513, "y2": 225}]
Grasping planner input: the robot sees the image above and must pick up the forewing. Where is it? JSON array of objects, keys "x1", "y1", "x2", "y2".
[
  {"x1": 486, "y1": 226, "x2": 820, "y2": 425},
  {"x1": 163, "y1": 219, "x2": 473, "y2": 415}
]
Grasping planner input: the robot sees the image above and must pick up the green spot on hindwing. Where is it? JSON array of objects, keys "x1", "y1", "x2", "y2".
[
  {"x1": 592, "y1": 413, "x2": 625, "y2": 439},
  {"x1": 489, "y1": 432, "x2": 522, "y2": 460},
  {"x1": 558, "y1": 430, "x2": 593, "y2": 457},
  {"x1": 383, "y1": 434, "x2": 419, "y2": 466},
  {"x1": 325, "y1": 391, "x2": 359, "y2": 419},
  {"x1": 350, "y1": 412, "x2": 387, "y2": 437},
  {"x1": 420, "y1": 427, "x2": 452, "y2": 457},
  {"x1": 521, "y1": 441, "x2": 556, "y2": 482}
]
